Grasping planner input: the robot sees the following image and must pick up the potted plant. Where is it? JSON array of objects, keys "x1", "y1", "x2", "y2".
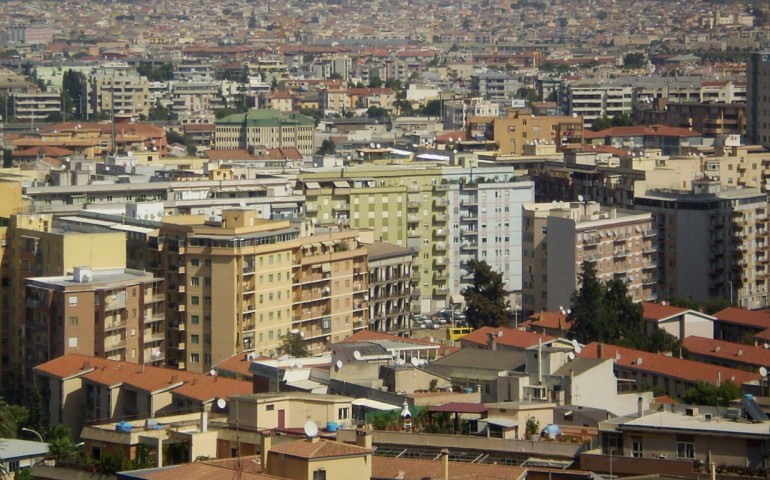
[{"x1": 526, "y1": 417, "x2": 540, "y2": 441}]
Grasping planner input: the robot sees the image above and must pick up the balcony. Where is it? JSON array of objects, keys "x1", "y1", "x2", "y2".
[
  {"x1": 461, "y1": 229, "x2": 478, "y2": 236},
  {"x1": 433, "y1": 198, "x2": 449, "y2": 208},
  {"x1": 434, "y1": 242, "x2": 448, "y2": 251},
  {"x1": 433, "y1": 287, "x2": 449, "y2": 296},
  {"x1": 461, "y1": 242, "x2": 478, "y2": 250},
  {"x1": 435, "y1": 228, "x2": 448, "y2": 237},
  {"x1": 144, "y1": 294, "x2": 164, "y2": 304},
  {"x1": 434, "y1": 213, "x2": 448, "y2": 223},
  {"x1": 105, "y1": 338, "x2": 126, "y2": 352},
  {"x1": 144, "y1": 331, "x2": 165, "y2": 343},
  {"x1": 434, "y1": 271, "x2": 449, "y2": 281},
  {"x1": 434, "y1": 257, "x2": 447, "y2": 266},
  {"x1": 178, "y1": 265, "x2": 186, "y2": 274},
  {"x1": 104, "y1": 321, "x2": 127, "y2": 332},
  {"x1": 408, "y1": 229, "x2": 421, "y2": 237},
  {"x1": 407, "y1": 201, "x2": 420, "y2": 209}
]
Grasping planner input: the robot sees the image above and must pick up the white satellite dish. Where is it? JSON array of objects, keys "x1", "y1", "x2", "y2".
[
  {"x1": 353, "y1": 350, "x2": 362, "y2": 360},
  {"x1": 335, "y1": 360, "x2": 343, "y2": 370},
  {"x1": 369, "y1": 142, "x2": 375, "y2": 148},
  {"x1": 303, "y1": 420, "x2": 319, "y2": 438},
  {"x1": 210, "y1": 369, "x2": 217, "y2": 376},
  {"x1": 448, "y1": 137, "x2": 454, "y2": 143},
  {"x1": 376, "y1": 143, "x2": 381, "y2": 149},
  {"x1": 410, "y1": 357, "x2": 420, "y2": 366},
  {"x1": 575, "y1": 345, "x2": 583, "y2": 354},
  {"x1": 216, "y1": 398, "x2": 227, "y2": 410},
  {"x1": 567, "y1": 352, "x2": 575, "y2": 361},
  {"x1": 578, "y1": 194, "x2": 584, "y2": 202},
  {"x1": 246, "y1": 353, "x2": 255, "y2": 361},
  {"x1": 760, "y1": 367, "x2": 768, "y2": 377},
  {"x1": 571, "y1": 339, "x2": 579, "y2": 349}
]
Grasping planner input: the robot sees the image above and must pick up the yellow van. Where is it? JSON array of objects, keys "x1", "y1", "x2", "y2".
[{"x1": 446, "y1": 326, "x2": 473, "y2": 342}]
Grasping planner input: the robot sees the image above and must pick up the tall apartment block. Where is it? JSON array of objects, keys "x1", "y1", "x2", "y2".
[
  {"x1": 365, "y1": 241, "x2": 417, "y2": 333},
  {"x1": 23, "y1": 267, "x2": 164, "y2": 381},
  {"x1": 522, "y1": 202, "x2": 656, "y2": 314},
  {"x1": 157, "y1": 210, "x2": 369, "y2": 372},
  {"x1": 3, "y1": 214, "x2": 129, "y2": 385},
  {"x1": 635, "y1": 180, "x2": 769, "y2": 309},
  {"x1": 215, "y1": 109, "x2": 315, "y2": 156},
  {"x1": 747, "y1": 52, "x2": 770, "y2": 147},
  {"x1": 88, "y1": 70, "x2": 151, "y2": 118},
  {"x1": 300, "y1": 165, "x2": 533, "y2": 313}
]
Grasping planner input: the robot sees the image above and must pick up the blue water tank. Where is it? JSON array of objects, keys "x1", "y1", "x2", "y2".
[
  {"x1": 326, "y1": 422, "x2": 338, "y2": 432},
  {"x1": 115, "y1": 421, "x2": 132, "y2": 433}
]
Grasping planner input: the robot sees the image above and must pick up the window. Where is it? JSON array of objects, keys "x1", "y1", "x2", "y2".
[
  {"x1": 313, "y1": 470, "x2": 326, "y2": 480},
  {"x1": 204, "y1": 259, "x2": 211, "y2": 267},
  {"x1": 191, "y1": 258, "x2": 200, "y2": 267},
  {"x1": 204, "y1": 277, "x2": 211, "y2": 287},
  {"x1": 632, "y1": 437, "x2": 643, "y2": 458},
  {"x1": 191, "y1": 315, "x2": 200, "y2": 325},
  {"x1": 70, "y1": 317, "x2": 78, "y2": 326},
  {"x1": 191, "y1": 335, "x2": 200, "y2": 344},
  {"x1": 191, "y1": 296, "x2": 199, "y2": 305},
  {"x1": 69, "y1": 296, "x2": 78, "y2": 306},
  {"x1": 338, "y1": 407, "x2": 349, "y2": 420},
  {"x1": 191, "y1": 277, "x2": 200, "y2": 286},
  {"x1": 266, "y1": 404, "x2": 275, "y2": 411},
  {"x1": 677, "y1": 441, "x2": 694, "y2": 459},
  {"x1": 190, "y1": 353, "x2": 200, "y2": 363}
]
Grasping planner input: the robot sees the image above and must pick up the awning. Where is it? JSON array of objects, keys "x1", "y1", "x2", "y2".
[
  {"x1": 389, "y1": 148, "x2": 413, "y2": 156},
  {"x1": 305, "y1": 182, "x2": 321, "y2": 189},
  {"x1": 333, "y1": 181, "x2": 350, "y2": 188},
  {"x1": 483, "y1": 417, "x2": 518, "y2": 428},
  {"x1": 352, "y1": 398, "x2": 401, "y2": 411},
  {"x1": 416, "y1": 153, "x2": 450, "y2": 161},
  {"x1": 450, "y1": 294, "x2": 464, "y2": 305},
  {"x1": 322, "y1": 241, "x2": 335, "y2": 247}
]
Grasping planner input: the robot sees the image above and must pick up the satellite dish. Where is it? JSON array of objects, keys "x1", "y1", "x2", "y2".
[
  {"x1": 216, "y1": 398, "x2": 227, "y2": 410},
  {"x1": 246, "y1": 353, "x2": 255, "y2": 361},
  {"x1": 376, "y1": 143, "x2": 381, "y2": 149},
  {"x1": 578, "y1": 194, "x2": 584, "y2": 202},
  {"x1": 571, "y1": 339, "x2": 579, "y2": 349},
  {"x1": 761, "y1": 367, "x2": 768, "y2": 377},
  {"x1": 303, "y1": 420, "x2": 319, "y2": 438},
  {"x1": 448, "y1": 137, "x2": 454, "y2": 143},
  {"x1": 336, "y1": 360, "x2": 343, "y2": 369},
  {"x1": 210, "y1": 369, "x2": 217, "y2": 376},
  {"x1": 369, "y1": 142, "x2": 375, "y2": 148},
  {"x1": 410, "y1": 357, "x2": 420, "y2": 366},
  {"x1": 575, "y1": 345, "x2": 583, "y2": 354},
  {"x1": 353, "y1": 350, "x2": 362, "y2": 360},
  {"x1": 567, "y1": 352, "x2": 576, "y2": 361}
]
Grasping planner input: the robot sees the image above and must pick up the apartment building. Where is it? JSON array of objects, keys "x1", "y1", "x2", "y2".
[
  {"x1": 23, "y1": 267, "x2": 165, "y2": 381},
  {"x1": 565, "y1": 81, "x2": 632, "y2": 128},
  {"x1": 635, "y1": 180, "x2": 769, "y2": 309},
  {"x1": 365, "y1": 241, "x2": 417, "y2": 333},
  {"x1": 445, "y1": 172, "x2": 534, "y2": 298},
  {"x1": 470, "y1": 71, "x2": 521, "y2": 101},
  {"x1": 634, "y1": 98, "x2": 746, "y2": 138},
  {"x1": 157, "y1": 210, "x2": 369, "y2": 372},
  {"x1": 3, "y1": 213, "x2": 127, "y2": 383},
  {"x1": 747, "y1": 52, "x2": 770, "y2": 147},
  {"x1": 88, "y1": 70, "x2": 151, "y2": 118},
  {"x1": 522, "y1": 202, "x2": 656, "y2": 314},
  {"x1": 300, "y1": 165, "x2": 533, "y2": 313},
  {"x1": 492, "y1": 110, "x2": 584, "y2": 155},
  {"x1": 443, "y1": 97, "x2": 499, "y2": 130},
  {"x1": 319, "y1": 89, "x2": 349, "y2": 114},
  {"x1": 12, "y1": 91, "x2": 61, "y2": 121},
  {"x1": 215, "y1": 109, "x2": 315, "y2": 156},
  {"x1": 169, "y1": 80, "x2": 224, "y2": 119},
  {"x1": 713, "y1": 142, "x2": 770, "y2": 191}
]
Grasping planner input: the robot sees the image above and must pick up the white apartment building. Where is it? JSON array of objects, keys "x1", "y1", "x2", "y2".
[
  {"x1": 442, "y1": 97, "x2": 499, "y2": 130},
  {"x1": 12, "y1": 91, "x2": 61, "y2": 121},
  {"x1": 565, "y1": 81, "x2": 633, "y2": 128},
  {"x1": 443, "y1": 169, "x2": 533, "y2": 303}
]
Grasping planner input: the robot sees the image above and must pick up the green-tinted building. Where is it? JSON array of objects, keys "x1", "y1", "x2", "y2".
[
  {"x1": 299, "y1": 165, "x2": 449, "y2": 313},
  {"x1": 215, "y1": 109, "x2": 315, "y2": 155}
]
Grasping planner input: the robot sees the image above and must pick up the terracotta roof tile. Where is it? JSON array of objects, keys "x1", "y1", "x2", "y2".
[
  {"x1": 342, "y1": 330, "x2": 459, "y2": 356},
  {"x1": 522, "y1": 311, "x2": 572, "y2": 331},
  {"x1": 461, "y1": 326, "x2": 555, "y2": 349},
  {"x1": 714, "y1": 307, "x2": 770, "y2": 330},
  {"x1": 269, "y1": 438, "x2": 372, "y2": 459},
  {"x1": 642, "y1": 302, "x2": 689, "y2": 321},
  {"x1": 579, "y1": 342, "x2": 760, "y2": 386},
  {"x1": 682, "y1": 336, "x2": 770, "y2": 368}
]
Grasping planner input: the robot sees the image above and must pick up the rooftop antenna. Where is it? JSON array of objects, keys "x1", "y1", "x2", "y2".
[{"x1": 303, "y1": 420, "x2": 319, "y2": 438}]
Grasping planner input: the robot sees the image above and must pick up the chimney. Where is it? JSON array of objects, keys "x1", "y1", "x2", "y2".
[
  {"x1": 261, "y1": 434, "x2": 272, "y2": 469},
  {"x1": 441, "y1": 449, "x2": 449, "y2": 480},
  {"x1": 200, "y1": 406, "x2": 209, "y2": 433},
  {"x1": 637, "y1": 396, "x2": 643, "y2": 417},
  {"x1": 355, "y1": 428, "x2": 372, "y2": 449},
  {"x1": 597, "y1": 343, "x2": 603, "y2": 359},
  {"x1": 487, "y1": 332, "x2": 497, "y2": 351}
]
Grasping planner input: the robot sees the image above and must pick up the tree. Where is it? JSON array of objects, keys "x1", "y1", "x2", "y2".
[
  {"x1": 62, "y1": 70, "x2": 85, "y2": 119},
  {"x1": 278, "y1": 332, "x2": 308, "y2": 358},
  {"x1": 366, "y1": 106, "x2": 389, "y2": 119},
  {"x1": 421, "y1": 99, "x2": 442, "y2": 116},
  {"x1": 317, "y1": 139, "x2": 335, "y2": 155},
  {"x1": 148, "y1": 104, "x2": 170, "y2": 121},
  {"x1": 682, "y1": 381, "x2": 740, "y2": 406},
  {"x1": 368, "y1": 76, "x2": 384, "y2": 88},
  {"x1": 569, "y1": 261, "x2": 612, "y2": 343},
  {"x1": 517, "y1": 87, "x2": 541, "y2": 105},
  {"x1": 623, "y1": 52, "x2": 646, "y2": 69},
  {"x1": 591, "y1": 115, "x2": 613, "y2": 132},
  {"x1": 0, "y1": 397, "x2": 29, "y2": 438},
  {"x1": 462, "y1": 260, "x2": 510, "y2": 328},
  {"x1": 611, "y1": 113, "x2": 632, "y2": 127}
]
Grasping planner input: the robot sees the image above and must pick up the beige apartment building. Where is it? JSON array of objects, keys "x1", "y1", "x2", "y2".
[
  {"x1": 522, "y1": 202, "x2": 656, "y2": 314},
  {"x1": 711, "y1": 141, "x2": 770, "y2": 191},
  {"x1": 23, "y1": 267, "x2": 164, "y2": 381},
  {"x1": 636, "y1": 179, "x2": 769, "y2": 309},
  {"x1": 88, "y1": 71, "x2": 151, "y2": 118},
  {"x1": 4, "y1": 213, "x2": 127, "y2": 383},
  {"x1": 492, "y1": 110, "x2": 584, "y2": 155},
  {"x1": 158, "y1": 210, "x2": 369, "y2": 373}
]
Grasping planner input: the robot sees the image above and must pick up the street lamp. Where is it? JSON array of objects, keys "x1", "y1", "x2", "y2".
[{"x1": 21, "y1": 427, "x2": 43, "y2": 442}]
